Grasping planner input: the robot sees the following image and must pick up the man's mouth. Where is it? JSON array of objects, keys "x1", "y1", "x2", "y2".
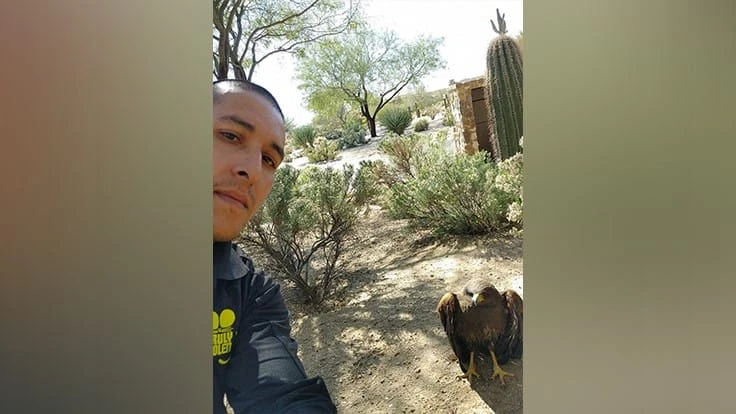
[{"x1": 214, "y1": 191, "x2": 248, "y2": 210}]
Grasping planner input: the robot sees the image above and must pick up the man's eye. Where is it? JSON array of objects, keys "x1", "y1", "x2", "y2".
[
  {"x1": 263, "y1": 155, "x2": 276, "y2": 168},
  {"x1": 221, "y1": 132, "x2": 239, "y2": 142}
]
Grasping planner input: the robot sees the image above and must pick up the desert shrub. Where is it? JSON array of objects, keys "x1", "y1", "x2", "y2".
[
  {"x1": 290, "y1": 125, "x2": 317, "y2": 149},
  {"x1": 442, "y1": 110, "x2": 455, "y2": 126},
  {"x1": 377, "y1": 132, "x2": 425, "y2": 180},
  {"x1": 312, "y1": 102, "x2": 363, "y2": 134},
  {"x1": 388, "y1": 155, "x2": 502, "y2": 235},
  {"x1": 305, "y1": 136, "x2": 339, "y2": 163},
  {"x1": 353, "y1": 159, "x2": 386, "y2": 210},
  {"x1": 317, "y1": 118, "x2": 368, "y2": 150},
  {"x1": 378, "y1": 132, "x2": 522, "y2": 235},
  {"x1": 378, "y1": 106, "x2": 413, "y2": 135},
  {"x1": 282, "y1": 141, "x2": 294, "y2": 163},
  {"x1": 241, "y1": 164, "x2": 379, "y2": 305},
  {"x1": 339, "y1": 119, "x2": 368, "y2": 149},
  {"x1": 323, "y1": 129, "x2": 343, "y2": 142},
  {"x1": 495, "y1": 138, "x2": 523, "y2": 225},
  {"x1": 283, "y1": 117, "x2": 297, "y2": 134},
  {"x1": 413, "y1": 117, "x2": 430, "y2": 132},
  {"x1": 424, "y1": 103, "x2": 442, "y2": 120},
  {"x1": 350, "y1": 159, "x2": 401, "y2": 213}
]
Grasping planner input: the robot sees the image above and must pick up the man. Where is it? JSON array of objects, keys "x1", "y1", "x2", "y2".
[{"x1": 212, "y1": 79, "x2": 336, "y2": 414}]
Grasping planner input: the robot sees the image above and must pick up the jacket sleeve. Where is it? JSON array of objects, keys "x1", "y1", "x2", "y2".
[{"x1": 224, "y1": 272, "x2": 337, "y2": 414}]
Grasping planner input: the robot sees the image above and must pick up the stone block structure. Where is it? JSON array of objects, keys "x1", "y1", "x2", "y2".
[{"x1": 446, "y1": 75, "x2": 494, "y2": 156}]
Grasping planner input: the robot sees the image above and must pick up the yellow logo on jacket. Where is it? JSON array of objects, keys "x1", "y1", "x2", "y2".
[{"x1": 213, "y1": 309, "x2": 236, "y2": 365}]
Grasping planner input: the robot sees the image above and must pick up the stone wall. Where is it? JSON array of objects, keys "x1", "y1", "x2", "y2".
[{"x1": 446, "y1": 75, "x2": 489, "y2": 155}]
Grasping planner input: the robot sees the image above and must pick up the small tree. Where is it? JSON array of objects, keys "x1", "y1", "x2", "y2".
[
  {"x1": 240, "y1": 164, "x2": 378, "y2": 305},
  {"x1": 297, "y1": 26, "x2": 445, "y2": 137}
]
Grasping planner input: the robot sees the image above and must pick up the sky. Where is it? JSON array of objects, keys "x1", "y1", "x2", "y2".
[{"x1": 249, "y1": 0, "x2": 523, "y2": 126}]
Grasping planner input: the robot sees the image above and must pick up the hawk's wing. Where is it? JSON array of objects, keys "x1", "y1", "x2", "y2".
[
  {"x1": 437, "y1": 292, "x2": 472, "y2": 373},
  {"x1": 495, "y1": 289, "x2": 523, "y2": 363}
]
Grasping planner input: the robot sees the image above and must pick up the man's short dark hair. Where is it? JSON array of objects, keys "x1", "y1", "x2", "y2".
[{"x1": 213, "y1": 79, "x2": 284, "y2": 121}]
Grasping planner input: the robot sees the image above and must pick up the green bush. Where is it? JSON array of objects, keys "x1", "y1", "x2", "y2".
[
  {"x1": 413, "y1": 117, "x2": 430, "y2": 132},
  {"x1": 424, "y1": 103, "x2": 442, "y2": 120},
  {"x1": 241, "y1": 164, "x2": 379, "y2": 305},
  {"x1": 494, "y1": 138, "x2": 523, "y2": 225},
  {"x1": 290, "y1": 125, "x2": 317, "y2": 149},
  {"x1": 339, "y1": 119, "x2": 368, "y2": 149},
  {"x1": 378, "y1": 106, "x2": 413, "y2": 135},
  {"x1": 353, "y1": 159, "x2": 386, "y2": 209},
  {"x1": 377, "y1": 132, "x2": 425, "y2": 180},
  {"x1": 376, "y1": 131, "x2": 522, "y2": 235},
  {"x1": 442, "y1": 110, "x2": 455, "y2": 126},
  {"x1": 323, "y1": 130, "x2": 343, "y2": 142},
  {"x1": 318, "y1": 119, "x2": 367, "y2": 150},
  {"x1": 389, "y1": 156, "x2": 502, "y2": 235},
  {"x1": 354, "y1": 159, "x2": 399, "y2": 203},
  {"x1": 305, "y1": 136, "x2": 339, "y2": 163}
]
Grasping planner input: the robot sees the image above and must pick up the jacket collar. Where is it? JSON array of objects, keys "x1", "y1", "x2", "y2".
[{"x1": 213, "y1": 242, "x2": 252, "y2": 280}]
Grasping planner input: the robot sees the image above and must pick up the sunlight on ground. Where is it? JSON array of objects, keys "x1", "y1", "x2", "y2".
[
  {"x1": 393, "y1": 312, "x2": 414, "y2": 321},
  {"x1": 382, "y1": 271, "x2": 401, "y2": 280},
  {"x1": 428, "y1": 256, "x2": 460, "y2": 276},
  {"x1": 510, "y1": 274, "x2": 524, "y2": 296},
  {"x1": 347, "y1": 291, "x2": 373, "y2": 306}
]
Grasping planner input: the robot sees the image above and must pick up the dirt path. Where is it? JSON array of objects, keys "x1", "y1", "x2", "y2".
[
  {"x1": 261, "y1": 209, "x2": 523, "y2": 414},
  {"x1": 252, "y1": 119, "x2": 523, "y2": 413}
]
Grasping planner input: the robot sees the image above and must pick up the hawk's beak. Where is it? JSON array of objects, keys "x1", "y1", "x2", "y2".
[{"x1": 473, "y1": 293, "x2": 485, "y2": 305}]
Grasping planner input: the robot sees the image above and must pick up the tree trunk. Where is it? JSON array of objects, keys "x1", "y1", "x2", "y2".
[
  {"x1": 233, "y1": 65, "x2": 247, "y2": 81},
  {"x1": 360, "y1": 104, "x2": 378, "y2": 137},
  {"x1": 365, "y1": 115, "x2": 377, "y2": 137}
]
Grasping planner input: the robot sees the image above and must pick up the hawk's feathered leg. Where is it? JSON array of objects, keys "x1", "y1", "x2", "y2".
[{"x1": 457, "y1": 351, "x2": 480, "y2": 383}]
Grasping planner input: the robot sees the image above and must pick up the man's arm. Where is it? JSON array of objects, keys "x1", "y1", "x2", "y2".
[{"x1": 225, "y1": 271, "x2": 336, "y2": 414}]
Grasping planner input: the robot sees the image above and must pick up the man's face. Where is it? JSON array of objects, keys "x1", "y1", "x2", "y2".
[{"x1": 213, "y1": 88, "x2": 285, "y2": 242}]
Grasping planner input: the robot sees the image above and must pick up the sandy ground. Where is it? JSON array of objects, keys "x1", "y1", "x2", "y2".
[{"x1": 245, "y1": 118, "x2": 523, "y2": 413}]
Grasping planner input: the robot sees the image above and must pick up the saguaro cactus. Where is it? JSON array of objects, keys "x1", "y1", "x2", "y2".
[{"x1": 485, "y1": 8, "x2": 523, "y2": 161}]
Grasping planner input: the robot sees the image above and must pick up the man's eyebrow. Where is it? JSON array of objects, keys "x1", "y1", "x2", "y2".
[
  {"x1": 219, "y1": 115, "x2": 254, "y2": 131},
  {"x1": 219, "y1": 114, "x2": 284, "y2": 161},
  {"x1": 272, "y1": 142, "x2": 285, "y2": 162}
]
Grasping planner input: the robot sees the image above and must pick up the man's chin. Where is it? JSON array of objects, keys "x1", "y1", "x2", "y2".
[
  {"x1": 213, "y1": 221, "x2": 248, "y2": 242},
  {"x1": 213, "y1": 231, "x2": 241, "y2": 242},
  {"x1": 213, "y1": 208, "x2": 251, "y2": 242},
  {"x1": 213, "y1": 233, "x2": 234, "y2": 242}
]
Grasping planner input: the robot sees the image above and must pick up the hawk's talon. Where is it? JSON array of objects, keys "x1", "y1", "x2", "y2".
[
  {"x1": 490, "y1": 351, "x2": 514, "y2": 384},
  {"x1": 457, "y1": 351, "x2": 480, "y2": 383}
]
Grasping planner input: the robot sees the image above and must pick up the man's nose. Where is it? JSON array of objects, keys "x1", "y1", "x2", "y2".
[{"x1": 231, "y1": 151, "x2": 262, "y2": 182}]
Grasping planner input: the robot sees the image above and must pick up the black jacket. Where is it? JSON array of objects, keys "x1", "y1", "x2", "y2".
[{"x1": 213, "y1": 242, "x2": 336, "y2": 413}]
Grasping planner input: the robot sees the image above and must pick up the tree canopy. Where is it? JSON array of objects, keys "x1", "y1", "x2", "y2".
[
  {"x1": 213, "y1": 0, "x2": 361, "y2": 80},
  {"x1": 296, "y1": 26, "x2": 445, "y2": 137}
]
